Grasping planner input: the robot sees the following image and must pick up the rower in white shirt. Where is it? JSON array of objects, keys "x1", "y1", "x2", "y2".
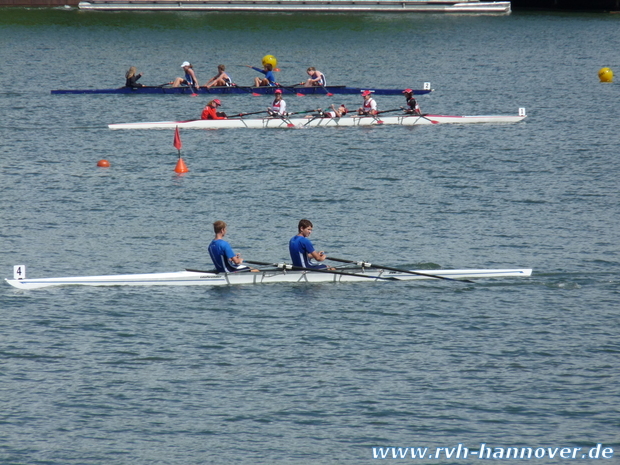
[
  {"x1": 267, "y1": 89, "x2": 287, "y2": 116},
  {"x1": 357, "y1": 90, "x2": 377, "y2": 116}
]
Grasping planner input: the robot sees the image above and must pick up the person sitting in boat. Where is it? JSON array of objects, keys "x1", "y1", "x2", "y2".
[
  {"x1": 247, "y1": 63, "x2": 277, "y2": 87},
  {"x1": 170, "y1": 61, "x2": 199, "y2": 88},
  {"x1": 289, "y1": 219, "x2": 329, "y2": 270},
  {"x1": 204, "y1": 64, "x2": 233, "y2": 88},
  {"x1": 201, "y1": 99, "x2": 227, "y2": 120},
  {"x1": 402, "y1": 88, "x2": 421, "y2": 115},
  {"x1": 302, "y1": 67, "x2": 326, "y2": 87},
  {"x1": 306, "y1": 104, "x2": 347, "y2": 119},
  {"x1": 357, "y1": 90, "x2": 378, "y2": 116},
  {"x1": 125, "y1": 66, "x2": 145, "y2": 88},
  {"x1": 208, "y1": 221, "x2": 255, "y2": 273},
  {"x1": 267, "y1": 89, "x2": 287, "y2": 116},
  {"x1": 322, "y1": 104, "x2": 347, "y2": 118}
]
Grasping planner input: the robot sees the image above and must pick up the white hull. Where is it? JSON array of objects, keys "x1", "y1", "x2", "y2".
[
  {"x1": 108, "y1": 111, "x2": 526, "y2": 130},
  {"x1": 6, "y1": 268, "x2": 532, "y2": 290},
  {"x1": 79, "y1": 1, "x2": 511, "y2": 14}
]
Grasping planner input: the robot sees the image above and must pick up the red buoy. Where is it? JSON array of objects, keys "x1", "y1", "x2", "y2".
[
  {"x1": 97, "y1": 159, "x2": 110, "y2": 167},
  {"x1": 174, "y1": 158, "x2": 189, "y2": 174}
]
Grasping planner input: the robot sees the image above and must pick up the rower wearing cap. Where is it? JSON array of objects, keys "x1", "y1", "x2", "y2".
[
  {"x1": 357, "y1": 90, "x2": 378, "y2": 116},
  {"x1": 267, "y1": 89, "x2": 287, "y2": 116},
  {"x1": 171, "y1": 61, "x2": 199, "y2": 88},
  {"x1": 403, "y1": 88, "x2": 421, "y2": 115},
  {"x1": 201, "y1": 99, "x2": 226, "y2": 120}
]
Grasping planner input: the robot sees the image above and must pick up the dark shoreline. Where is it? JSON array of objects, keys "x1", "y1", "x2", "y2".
[{"x1": 1, "y1": 0, "x2": 619, "y2": 11}]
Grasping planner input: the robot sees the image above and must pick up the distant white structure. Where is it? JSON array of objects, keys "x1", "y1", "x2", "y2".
[{"x1": 78, "y1": 0, "x2": 511, "y2": 13}]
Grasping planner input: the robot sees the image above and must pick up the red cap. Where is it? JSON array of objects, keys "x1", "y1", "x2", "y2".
[
  {"x1": 274, "y1": 89, "x2": 283, "y2": 94},
  {"x1": 403, "y1": 88, "x2": 413, "y2": 94},
  {"x1": 213, "y1": 99, "x2": 221, "y2": 105},
  {"x1": 361, "y1": 90, "x2": 372, "y2": 96}
]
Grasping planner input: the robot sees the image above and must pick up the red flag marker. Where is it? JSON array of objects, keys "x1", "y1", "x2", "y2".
[
  {"x1": 173, "y1": 126, "x2": 189, "y2": 173},
  {"x1": 173, "y1": 126, "x2": 182, "y2": 151}
]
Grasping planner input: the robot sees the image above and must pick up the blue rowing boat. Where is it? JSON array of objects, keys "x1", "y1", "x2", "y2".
[{"x1": 51, "y1": 85, "x2": 433, "y2": 96}]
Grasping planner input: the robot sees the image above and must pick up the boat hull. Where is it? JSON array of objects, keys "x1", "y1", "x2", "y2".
[
  {"x1": 77, "y1": 1, "x2": 511, "y2": 14},
  {"x1": 6, "y1": 268, "x2": 532, "y2": 290},
  {"x1": 109, "y1": 112, "x2": 527, "y2": 130},
  {"x1": 51, "y1": 85, "x2": 432, "y2": 96}
]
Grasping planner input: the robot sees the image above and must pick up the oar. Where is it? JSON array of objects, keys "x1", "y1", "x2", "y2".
[
  {"x1": 186, "y1": 81, "x2": 199, "y2": 97},
  {"x1": 287, "y1": 109, "x2": 321, "y2": 116},
  {"x1": 268, "y1": 111, "x2": 295, "y2": 128},
  {"x1": 419, "y1": 113, "x2": 439, "y2": 124},
  {"x1": 325, "y1": 257, "x2": 475, "y2": 283},
  {"x1": 272, "y1": 85, "x2": 306, "y2": 96},
  {"x1": 186, "y1": 267, "x2": 281, "y2": 274},
  {"x1": 353, "y1": 108, "x2": 397, "y2": 125},
  {"x1": 244, "y1": 260, "x2": 399, "y2": 281},
  {"x1": 291, "y1": 84, "x2": 333, "y2": 97},
  {"x1": 277, "y1": 114, "x2": 295, "y2": 128},
  {"x1": 229, "y1": 110, "x2": 269, "y2": 118},
  {"x1": 399, "y1": 107, "x2": 439, "y2": 124},
  {"x1": 377, "y1": 108, "x2": 404, "y2": 115},
  {"x1": 319, "y1": 84, "x2": 333, "y2": 96}
]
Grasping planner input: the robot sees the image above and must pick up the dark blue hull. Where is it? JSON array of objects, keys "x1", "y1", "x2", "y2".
[{"x1": 51, "y1": 85, "x2": 432, "y2": 96}]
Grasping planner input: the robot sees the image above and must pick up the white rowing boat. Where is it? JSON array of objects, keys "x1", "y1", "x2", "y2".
[
  {"x1": 108, "y1": 109, "x2": 527, "y2": 130},
  {"x1": 6, "y1": 265, "x2": 532, "y2": 290}
]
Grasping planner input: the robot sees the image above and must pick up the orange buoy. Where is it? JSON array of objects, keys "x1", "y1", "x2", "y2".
[
  {"x1": 97, "y1": 159, "x2": 110, "y2": 167},
  {"x1": 174, "y1": 157, "x2": 189, "y2": 174}
]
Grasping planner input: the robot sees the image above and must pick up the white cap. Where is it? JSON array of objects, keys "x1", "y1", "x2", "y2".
[{"x1": 181, "y1": 61, "x2": 190, "y2": 68}]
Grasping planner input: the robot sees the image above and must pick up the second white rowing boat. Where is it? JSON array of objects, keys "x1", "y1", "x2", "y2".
[{"x1": 108, "y1": 109, "x2": 527, "y2": 130}]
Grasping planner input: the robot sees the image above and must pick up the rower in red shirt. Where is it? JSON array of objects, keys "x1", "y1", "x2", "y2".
[{"x1": 201, "y1": 99, "x2": 227, "y2": 120}]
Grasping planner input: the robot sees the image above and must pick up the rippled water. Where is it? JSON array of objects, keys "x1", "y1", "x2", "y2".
[{"x1": 1, "y1": 8, "x2": 619, "y2": 465}]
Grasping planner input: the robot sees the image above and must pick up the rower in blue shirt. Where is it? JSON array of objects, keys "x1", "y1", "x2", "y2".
[
  {"x1": 247, "y1": 63, "x2": 276, "y2": 87},
  {"x1": 208, "y1": 220, "x2": 253, "y2": 273},
  {"x1": 171, "y1": 61, "x2": 199, "y2": 88},
  {"x1": 289, "y1": 219, "x2": 328, "y2": 269}
]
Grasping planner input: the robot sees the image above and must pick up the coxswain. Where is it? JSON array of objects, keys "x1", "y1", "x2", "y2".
[
  {"x1": 315, "y1": 104, "x2": 347, "y2": 118},
  {"x1": 357, "y1": 90, "x2": 378, "y2": 116},
  {"x1": 201, "y1": 99, "x2": 226, "y2": 120},
  {"x1": 403, "y1": 88, "x2": 421, "y2": 115},
  {"x1": 267, "y1": 89, "x2": 287, "y2": 116},
  {"x1": 125, "y1": 66, "x2": 144, "y2": 88}
]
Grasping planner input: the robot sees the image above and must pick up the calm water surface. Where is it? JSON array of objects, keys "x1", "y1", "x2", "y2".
[{"x1": 1, "y1": 9, "x2": 619, "y2": 465}]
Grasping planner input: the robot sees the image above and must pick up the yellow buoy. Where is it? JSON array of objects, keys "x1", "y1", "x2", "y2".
[
  {"x1": 262, "y1": 55, "x2": 277, "y2": 68},
  {"x1": 598, "y1": 67, "x2": 613, "y2": 83}
]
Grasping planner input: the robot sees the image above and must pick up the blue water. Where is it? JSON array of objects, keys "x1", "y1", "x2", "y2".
[{"x1": 1, "y1": 9, "x2": 619, "y2": 464}]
